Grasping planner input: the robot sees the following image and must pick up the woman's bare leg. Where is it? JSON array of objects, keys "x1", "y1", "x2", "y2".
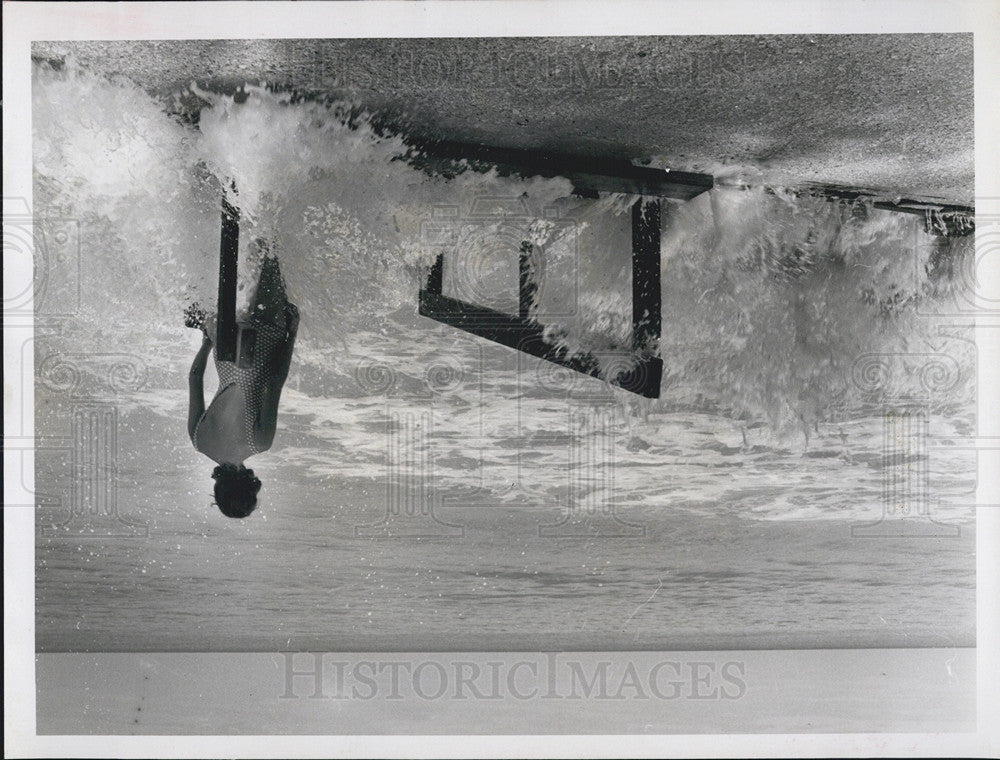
[{"x1": 247, "y1": 239, "x2": 288, "y2": 329}]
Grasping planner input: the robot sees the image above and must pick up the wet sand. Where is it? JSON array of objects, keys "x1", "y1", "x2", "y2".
[
  {"x1": 31, "y1": 36, "x2": 974, "y2": 204},
  {"x1": 35, "y1": 347, "x2": 976, "y2": 653}
]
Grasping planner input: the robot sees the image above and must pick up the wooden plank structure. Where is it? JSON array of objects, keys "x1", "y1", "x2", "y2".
[
  {"x1": 799, "y1": 183, "x2": 974, "y2": 218},
  {"x1": 416, "y1": 142, "x2": 713, "y2": 399},
  {"x1": 409, "y1": 140, "x2": 972, "y2": 397}
]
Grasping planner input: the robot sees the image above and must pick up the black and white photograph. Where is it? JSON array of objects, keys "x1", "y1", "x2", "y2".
[{"x1": 4, "y1": 1, "x2": 999, "y2": 756}]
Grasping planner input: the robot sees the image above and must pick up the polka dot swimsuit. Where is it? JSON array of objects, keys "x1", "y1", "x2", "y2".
[{"x1": 195, "y1": 321, "x2": 287, "y2": 456}]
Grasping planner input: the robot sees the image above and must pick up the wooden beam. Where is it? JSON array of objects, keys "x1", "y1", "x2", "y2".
[
  {"x1": 519, "y1": 241, "x2": 537, "y2": 321},
  {"x1": 785, "y1": 183, "x2": 974, "y2": 226},
  {"x1": 406, "y1": 139, "x2": 714, "y2": 201},
  {"x1": 632, "y1": 199, "x2": 661, "y2": 354},
  {"x1": 418, "y1": 290, "x2": 663, "y2": 398},
  {"x1": 425, "y1": 253, "x2": 444, "y2": 296}
]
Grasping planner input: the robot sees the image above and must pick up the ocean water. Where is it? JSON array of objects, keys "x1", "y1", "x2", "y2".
[{"x1": 31, "y1": 61, "x2": 976, "y2": 651}]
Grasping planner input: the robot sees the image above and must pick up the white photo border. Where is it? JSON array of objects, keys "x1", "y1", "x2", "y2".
[{"x1": 5, "y1": 1, "x2": 999, "y2": 757}]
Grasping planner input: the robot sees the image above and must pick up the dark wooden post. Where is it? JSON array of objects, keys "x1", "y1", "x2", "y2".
[
  {"x1": 217, "y1": 186, "x2": 240, "y2": 362},
  {"x1": 518, "y1": 241, "x2": 537, "y2": 321},
  {"x1": 425, "y1": 253, "x2": 444, "y2": 295},
  {"x1": 415, "y1": 144, "x2": 696, "y2": 399},
  {"x1": 631, "y1": 198, "x2": 661, "y2": 355}
]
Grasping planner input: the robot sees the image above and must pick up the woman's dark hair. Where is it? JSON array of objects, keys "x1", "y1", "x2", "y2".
[{"x1": 211, "y1": 464, "x2": 261, "y2": 518}]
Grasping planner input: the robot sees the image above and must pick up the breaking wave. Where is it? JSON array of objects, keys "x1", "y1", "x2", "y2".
[{"x1": 32, "y1": 58, "x2": 974, "y2": 436}]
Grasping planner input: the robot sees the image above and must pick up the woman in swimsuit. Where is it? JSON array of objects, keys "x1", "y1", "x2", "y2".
[{"x1": 188, "y1": 242, "x2": 299, "y2": 518}]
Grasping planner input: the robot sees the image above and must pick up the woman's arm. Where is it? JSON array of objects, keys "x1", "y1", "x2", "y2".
[{"x1": 188, "y1": 335, "x2": 213, "y2": 440}]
